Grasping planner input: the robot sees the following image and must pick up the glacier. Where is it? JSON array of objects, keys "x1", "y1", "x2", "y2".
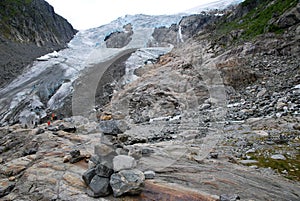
[
  {"x1": 0, "y1": 14, "x2": 184, "y2": 126},
  {"x1": 0, "y1": 0, "x2": 244, "y2": 127}
]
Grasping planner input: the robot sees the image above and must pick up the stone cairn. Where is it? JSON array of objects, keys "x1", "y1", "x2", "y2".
[{"x1": 82, "y1": 119, "x2": 155, "y2": 198}]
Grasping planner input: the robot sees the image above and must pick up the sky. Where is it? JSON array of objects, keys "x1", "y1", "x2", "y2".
[{"x1": 45, "y1": 0, "x2": 220, "y2": 30}]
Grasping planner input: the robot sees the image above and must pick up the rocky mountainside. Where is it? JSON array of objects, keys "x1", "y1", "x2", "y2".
[
  {"x1": 0, "y1": 0, "x2": 77, "y2": 88},
  {"x1": 0, "y1": 0, "x2": 300, "y2": 200}
]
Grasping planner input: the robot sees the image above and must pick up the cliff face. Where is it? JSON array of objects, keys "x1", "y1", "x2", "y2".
[{"x1": 0, "y1": 0, "x2": 77, "y2": 87}]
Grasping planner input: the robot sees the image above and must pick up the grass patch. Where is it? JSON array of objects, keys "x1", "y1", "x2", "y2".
[
  {"x1": 249, "y1": 153, "x2": 300, "y2": 181},
  {"x1": 215, "y1": 0, "x2": 298, "y2": 41}
]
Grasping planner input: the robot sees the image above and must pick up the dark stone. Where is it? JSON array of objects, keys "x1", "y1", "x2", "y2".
[
  {"x1": 58, "y1": 124, "x2": 76, "y2": 133},
  {"x1": 35, "y1": 128, "x2": 45, "y2": 135},
  {"x1": 99, "y1": 120, "x2": 128, "y2": 135},
  {"x1": 0, "y1": 146, "x2": 6, "y2": 154},
  {"x1": 70, "y1": 150, "x2": 80, "y2": 158},
  {"x1": 99, "y1": 120, "x2": 122, "y2": 135},
  {"x1": 82, "y1": 168, "x2": 96, "y2": 185},
  {"x1": 23, "y1": 148, "x2": 38, "y2": 156},
  {"x1": 69, "y1": 155, "x2": 85, "y2": 164},
  {"x1": 95, "y1": 164, "x2": 114, "y2": 178},
  {"x1": 87, "y1": 175, "x2": 111, "y2": 197},
  {"x1": 64, "y1": 127, "x2": 76, "y2": 133},
  {"x1": 209, "y1": 152, "x2": 218, "y2": 159}
]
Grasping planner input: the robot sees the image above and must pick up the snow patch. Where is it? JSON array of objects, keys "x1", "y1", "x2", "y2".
[{"x1": 37, "y1": 51, "x2": 59, "y2": 61}]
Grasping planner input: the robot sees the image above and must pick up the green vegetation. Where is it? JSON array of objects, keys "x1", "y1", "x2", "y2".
[
  {"x1": 216, "y1": 0, "x2": 298, "y2": 40},
  {"x1": 0, "y1": 0, "x2": 33, "y2": 20},
  {"x1": 248, "y1": 153, "x2": 300, "y2": 181},
  {"x1": 224, "y1": 130, "x2": 300, "y2": 181},
  {"x1": 245, "y1": 134, "x2": 300, "y2": 181}
]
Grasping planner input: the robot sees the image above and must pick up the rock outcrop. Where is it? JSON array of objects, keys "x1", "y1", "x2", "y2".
[
  {"x1": 149, "y1": 14, "x2": 218, "y2": 46},
  {"x1": 104, "y1": 24, "x2": 133, "y2": 48}
]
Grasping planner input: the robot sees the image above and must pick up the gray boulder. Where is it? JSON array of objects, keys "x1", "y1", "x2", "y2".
[
  {"x1": 95, "y1": 163, "x2": 114, "y2": 178},
  {"x1": 99, "y1": 120, "x2": 128, "y2": 135},
  {"x1": 82, "y1": 168, "x2": 96, "y2": 185},
  {"x1": 113, "y1": 155, "x2": 136, "y2": 172},
  {"x1": 87, "y1": 175, "x2": 111, "y2": 198},
  {"x1": 110, "y1": 169, "x2": 145, "y2": 197},
  {"x1": 82, "y1": 163, "x2": 114, "y2": 198}
]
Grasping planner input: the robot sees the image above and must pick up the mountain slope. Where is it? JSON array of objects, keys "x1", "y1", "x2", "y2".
[
  {"x1": 0, "y1": 0, "x2": 77, "y2": 88},
  {"x1": 0, "y1": 1, "x2": 300, "y2": 200}
]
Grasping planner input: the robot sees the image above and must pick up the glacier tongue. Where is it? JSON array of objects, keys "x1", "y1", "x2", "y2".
[{"x1": 0, "y1": 14, "x2": 184, "y2": 126}]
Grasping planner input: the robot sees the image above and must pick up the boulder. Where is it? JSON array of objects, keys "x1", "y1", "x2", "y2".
[
  {"x1": 87, "y1": 175, "x2": 111, "y2": 198},
  {"x1": 113, "y1": 155, "x2": 136, "y2": 172},
  {"x1": 95, "y1": 164, "x2": 114, "y2": 178},
  {"x1": 99, "y1": 120, "x2": 128, "y2": 135},
  {"x1": 83, "y1": 164, "x2": 113, "y2": 198},
  {"x1": 110, "y1": 169, "x2": 145, "y2": 197},
  {"x1": 82, "y1": 168, "x2": 96, "y2": 185}
]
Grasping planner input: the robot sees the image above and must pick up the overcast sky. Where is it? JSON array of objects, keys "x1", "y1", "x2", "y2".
[{"x1": 45, "y1": 0, "x2": 220, "y2": 30}]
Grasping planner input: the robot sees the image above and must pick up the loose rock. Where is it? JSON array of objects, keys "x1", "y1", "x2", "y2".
[
  {"x1": 271, "y1": 154, "x2": 286, "y2": 160},
  {"x1": 99, "y1": 120, "x2": 127, "y2": 135},
  {"x1": 144, "y1": 170, "x2": 155, "y2": 179},
  {"x1": 87, "y1": 175, "x2": 111, "y2": 198},
  {"x1": 95, "y1": 163, "x2": 114, "y2": 178},
  {"x1": 113, "y1": 155, "x2": 136, "y2": 172},
  {"x1": 82, "y1": 168, "x2": 96, "y2": 186},
  {"x1": 110, "y1": 169, "x2": 145, "y2": 197}
]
